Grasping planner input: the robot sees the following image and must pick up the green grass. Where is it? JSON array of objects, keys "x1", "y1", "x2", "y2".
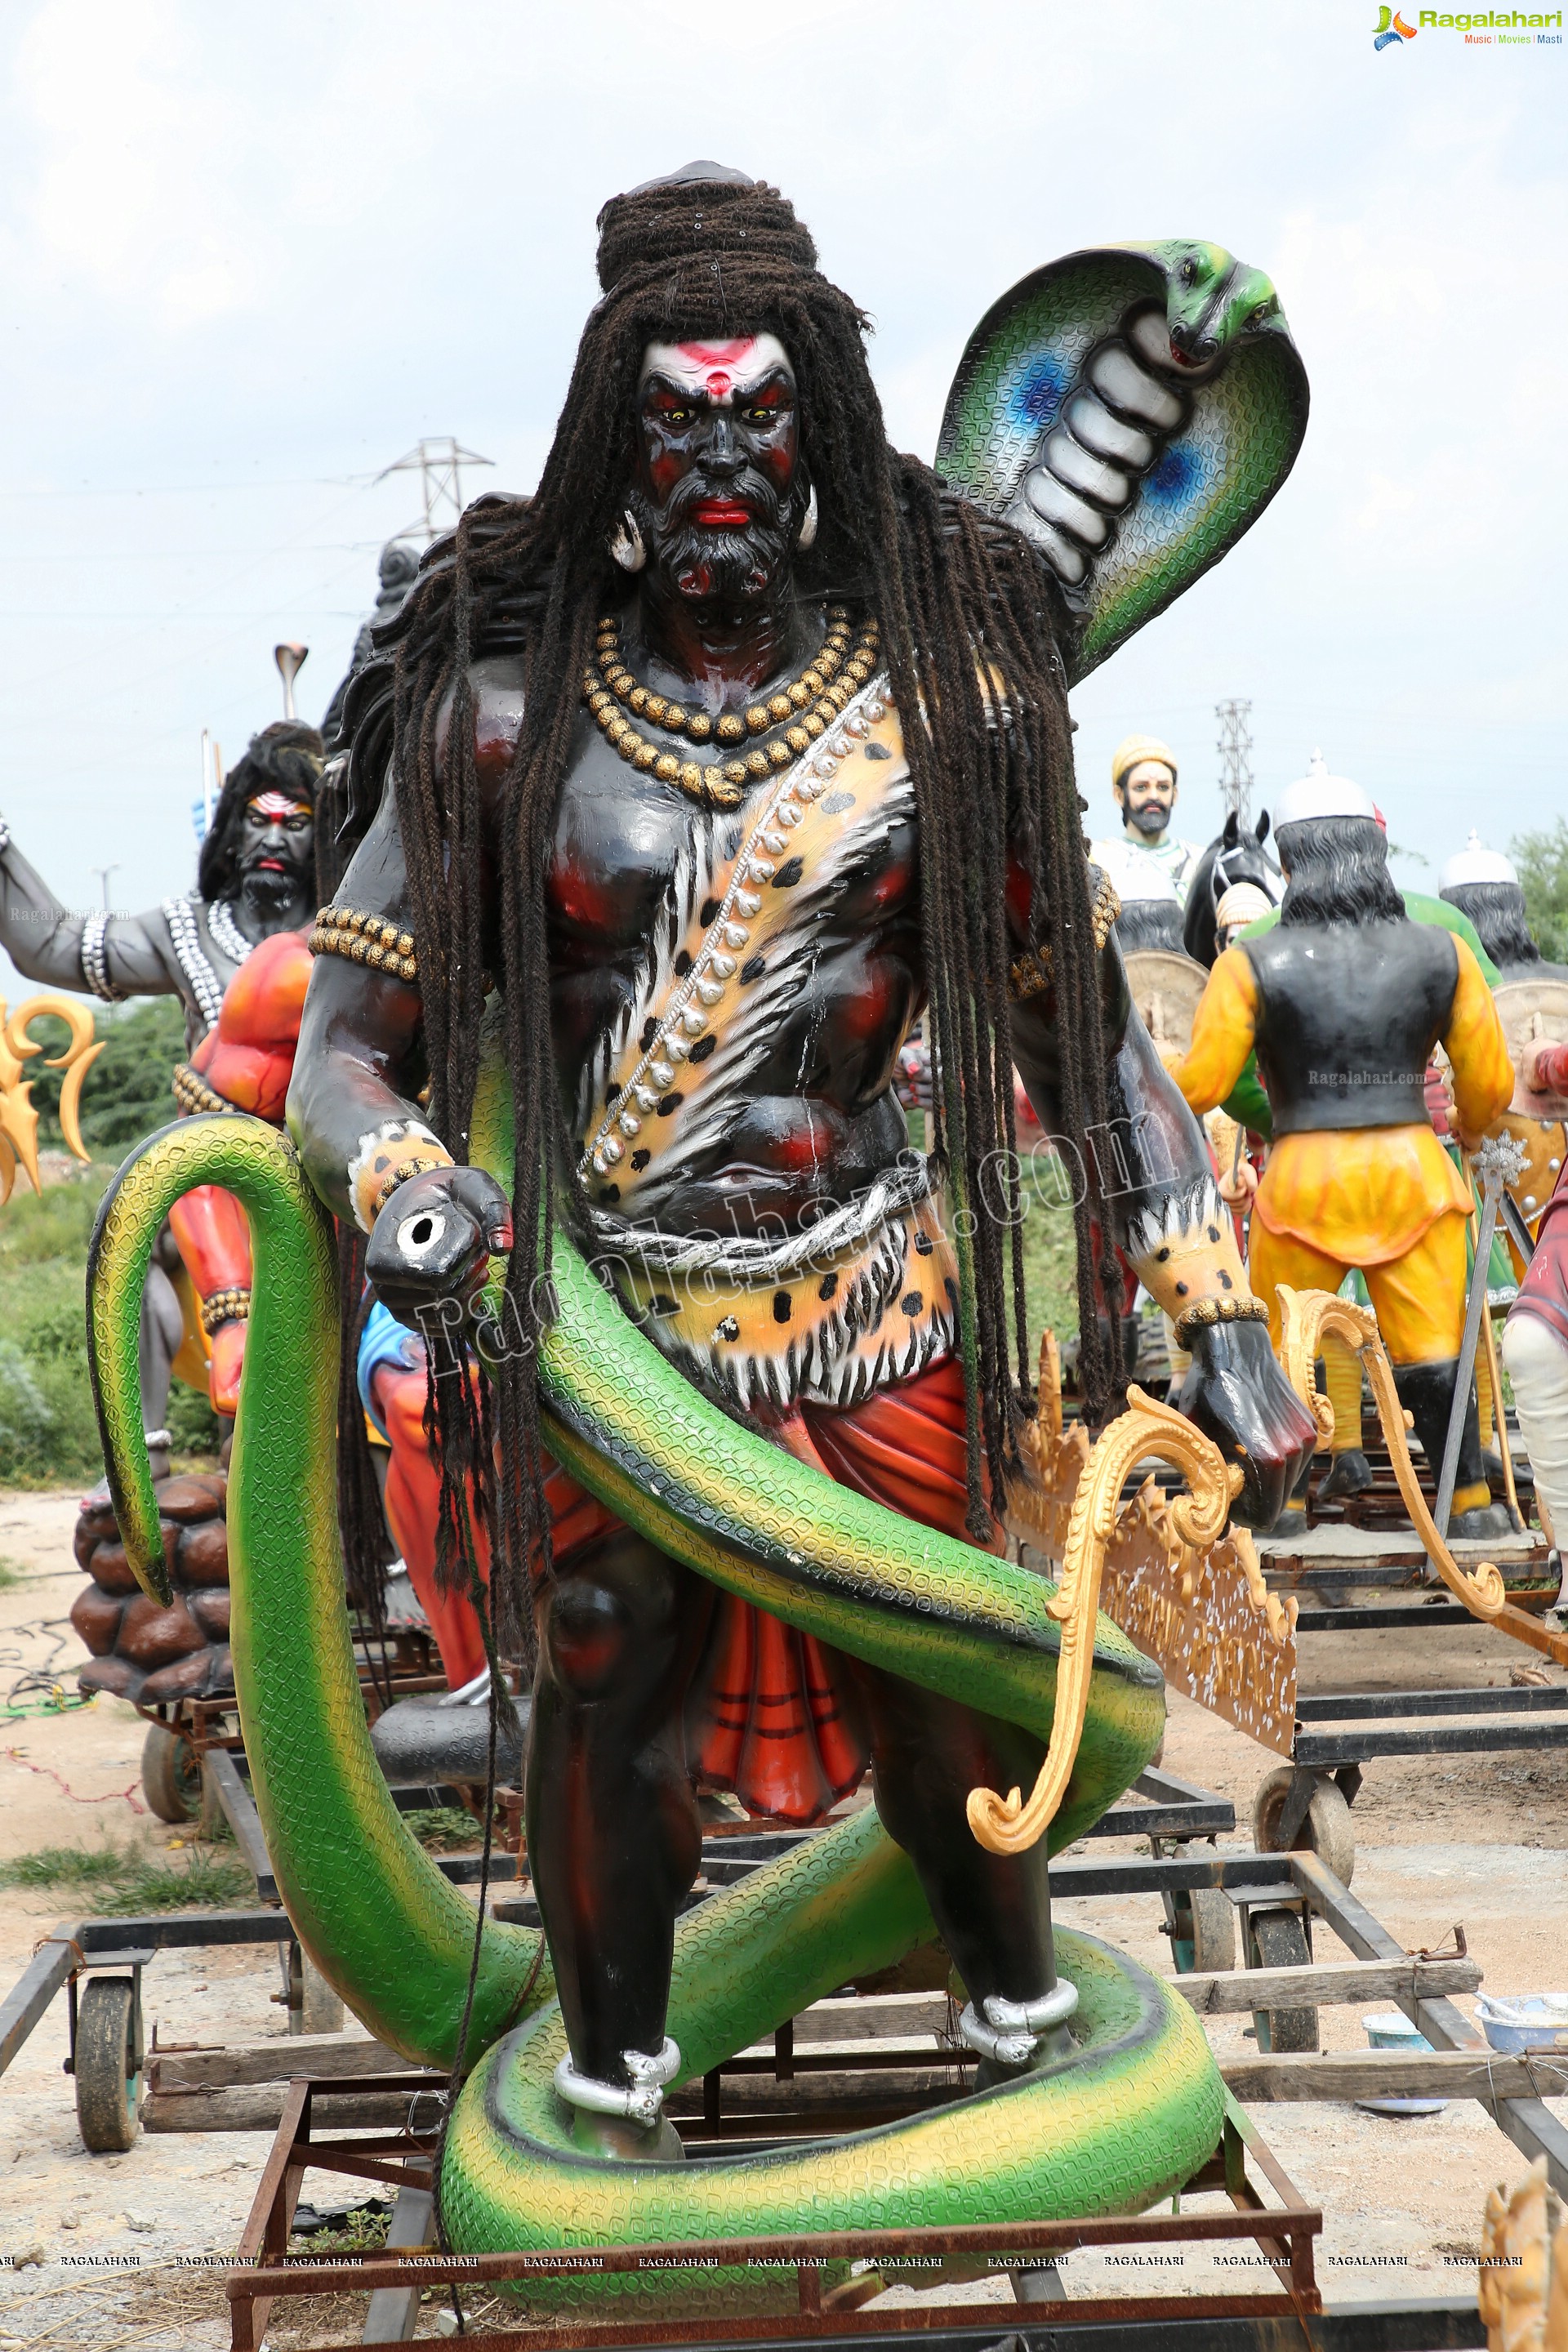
[
  {"x1": 402, "y1": 1805, "x2": 484, "y2": 1852},
  {"x1": 0, "y1": 1838, "x2": 252, "y2": 1913},
  {"x1": 1017, "y1": 1174, "x2": 1081, "y2": 1352},
  {"x1": 0, "y1": 1163, "x2": 220, "y2": 1484},
  {"x1": 290, "y1": 2203, "x2": 392, "y2": 2256},
  {"x1": 0, "y1": 1554, "x2": 21, "y2": 1588}
]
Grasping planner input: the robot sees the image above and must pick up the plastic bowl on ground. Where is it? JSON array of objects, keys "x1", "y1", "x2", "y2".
[
  {"x1": 1474, "y1": 1994, "x2": 1568, "y2": 2055},
  {"x1": 1355, "y1": 2011, "x2": 1446, "y2": 2118}
]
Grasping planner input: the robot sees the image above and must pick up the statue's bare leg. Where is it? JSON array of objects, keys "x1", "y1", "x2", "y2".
[
  {"x1": 846, "y1": 1663, "x2": 1059, "y2": 2020},
  {"x1": 528, "y1": 1529, "x2": 714, "y2": 2089}
]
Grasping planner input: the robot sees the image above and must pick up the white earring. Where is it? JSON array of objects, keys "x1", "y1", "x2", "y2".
[
  {"x1": 795, "y1": 483, "x2": 818, "y2": 551},
  {"x1": 609, "y1": 510, "x2": 646, "y2": 572}
]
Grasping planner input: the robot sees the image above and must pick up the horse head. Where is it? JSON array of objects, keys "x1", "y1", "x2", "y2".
[{"x1": 1182, "y1": 810, "x2": 1281, "y2": 967}]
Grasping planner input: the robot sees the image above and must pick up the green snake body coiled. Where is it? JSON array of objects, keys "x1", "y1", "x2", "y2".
[{"x1": 87, "y1": 1114, "x2": 1222, "y2": 2301}]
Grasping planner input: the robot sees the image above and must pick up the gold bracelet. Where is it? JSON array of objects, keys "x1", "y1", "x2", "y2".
[
  {"x1": 1008, "y1": 871, "x2": 1121, "y2": 1003},
  {"x1": 1174, "y1": 1294, "x2": 1269, "y2": 1348},
  {"x1": 368, "y1": 1152, "x2": 452, "y2": 1225},
  {"x1": 172, "y1": 1062, "x2": 234, "y2": 1116},
  {"x1": 200, "y1": 1286, "x2": 252, "y2": 1336},
  {"x1": 310, "y1": 906, "x2": 419, "y2": 984}
]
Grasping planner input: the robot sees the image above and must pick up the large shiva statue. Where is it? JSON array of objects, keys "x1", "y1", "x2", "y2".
[{"x1": 88, "y1": 169, "x2": 1316, "y2": 2280}]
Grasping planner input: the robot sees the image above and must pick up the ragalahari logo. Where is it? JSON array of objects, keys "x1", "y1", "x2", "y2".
[{"x1": 1374, "y1": 4, "x2": 1418, "y2": 42}]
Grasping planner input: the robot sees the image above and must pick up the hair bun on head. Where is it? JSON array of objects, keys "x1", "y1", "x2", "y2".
[{"x1": 595, "y1": 166, "x2": 819, "y2": 296}]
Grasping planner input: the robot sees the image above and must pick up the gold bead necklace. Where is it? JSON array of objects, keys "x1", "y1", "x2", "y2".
[{"x1": 582, "y1": 606, "x2": 880, "y2": 809}]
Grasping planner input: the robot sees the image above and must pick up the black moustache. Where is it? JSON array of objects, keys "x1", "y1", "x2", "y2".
[{"x1": 665, "y1": 470, "x2": 783, "y2": 528}]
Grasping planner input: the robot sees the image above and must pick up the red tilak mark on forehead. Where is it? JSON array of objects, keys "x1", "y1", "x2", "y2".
[
  {"x1": 250, "y1": 791, "x2": 310, "y2": 820},
  {"x1": 670, "y1": 340, "x2": 757, "y2": 369},
  {"x1": 662, "y1": 338, "x2": 777, "y2": 400}
]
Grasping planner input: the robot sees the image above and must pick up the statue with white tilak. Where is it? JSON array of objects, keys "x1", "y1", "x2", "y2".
[{"x1": 1091, "y1": 733, "x2": 1203, "y2": 906}]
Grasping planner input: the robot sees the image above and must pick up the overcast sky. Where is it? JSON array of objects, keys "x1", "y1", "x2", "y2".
[{"x1": 0, "y1": 0, "x2": 1561, "y2": 1006}]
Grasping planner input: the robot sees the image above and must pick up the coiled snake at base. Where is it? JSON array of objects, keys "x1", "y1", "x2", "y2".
[{"x1": 87, "y1": 1111, "x2": 1224, "y2": 2307}]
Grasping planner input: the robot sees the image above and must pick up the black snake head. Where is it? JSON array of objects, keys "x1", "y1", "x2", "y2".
[{"x1": 364, "y1": 1165, "x2": 513, "y2": 1327}]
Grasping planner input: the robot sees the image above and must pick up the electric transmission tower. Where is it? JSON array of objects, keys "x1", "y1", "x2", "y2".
[
  {"x1": 1215, "y1": 697, "x2": 1255, "y2": 827},
  {"x1": 377, "y1": 437, "x2": 495, "y2": 544}
]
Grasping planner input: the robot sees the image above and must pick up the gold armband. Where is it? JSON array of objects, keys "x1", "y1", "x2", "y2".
[
  {"x1": 367, "y1": 1152, "x2": 452, "y2": 1225},
  {"x1": 1174, "y1": 1295, "x2": 1269, "y2": 1349},
  {"x1": 200, "y1": 1286, "x2": 252, "y2": 1335},
  {"x1": 310, "y1": 906, "x2": 419, "y2": 984},
  {"x1": 1008, "y1": 871, "x2": 1121, "y2": 1003},
  {"x1": 172, "y1": 1062, "x2": 234, "y2": 1117}
]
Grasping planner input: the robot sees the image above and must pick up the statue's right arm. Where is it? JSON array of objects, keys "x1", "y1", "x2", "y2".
[
  {"x1": 287, "y1": 783, "x2": 511, "y2": 1321},
  {"x1": 0, "y1": 832, "x2": 176, "y2": 996},
  {"x1": 287, "y1": 783, "x2": 444, "y2": 1228}
]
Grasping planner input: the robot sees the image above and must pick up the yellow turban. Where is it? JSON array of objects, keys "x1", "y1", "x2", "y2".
[{"x1": 1111, "y1": 733, "x2": 1178, "y2": 791}]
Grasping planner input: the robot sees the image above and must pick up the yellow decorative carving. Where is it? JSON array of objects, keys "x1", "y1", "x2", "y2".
[
  {"x1": 0, "y1": 995, "x2": 103, "y2": 1204},
  {"x1": 1478, "y1": 2158, "x2": 1566, "y2": 2350},
  {"x1": 972, "y1": 1382, "x2": 1242, "y2": 1855},
  {"x1": 1006, "y1": 1334, "x2": 1298, "y2": 1769},
  {"x1": 1275, "y1": 1284, "x2": 1507, "y2": 1624}
]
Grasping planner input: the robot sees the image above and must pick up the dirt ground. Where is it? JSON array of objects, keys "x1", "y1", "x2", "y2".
[{"x1": 1, "y1": 1484, "x2": 1566, "y2": 2345}]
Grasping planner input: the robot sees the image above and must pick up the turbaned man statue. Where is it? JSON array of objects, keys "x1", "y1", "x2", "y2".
[{"x1": 289, "y1": 166, "x2": 1313, "y2": 2152}]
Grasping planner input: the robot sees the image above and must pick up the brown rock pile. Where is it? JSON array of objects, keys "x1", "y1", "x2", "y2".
[{"x1": 70, "y1": 1472, "x2": 234, "y2": 1704}]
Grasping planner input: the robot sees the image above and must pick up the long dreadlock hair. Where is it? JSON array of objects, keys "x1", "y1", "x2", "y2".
[{"x1": 341, "y1": 167, "x2": 1123, "y2": 1628}]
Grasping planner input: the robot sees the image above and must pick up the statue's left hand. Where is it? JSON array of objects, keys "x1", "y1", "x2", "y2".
[{"x1": 1178, "y1": 1318, "x2": 1316, "y2": 1529}]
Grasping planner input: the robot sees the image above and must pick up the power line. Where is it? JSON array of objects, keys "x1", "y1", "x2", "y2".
[
  {"x1": 375, "y1": 437, "x2": 494, "y2": 544},
  {"x1": 1215, "y1": 697, "x2": 1254, "y2": 827}
]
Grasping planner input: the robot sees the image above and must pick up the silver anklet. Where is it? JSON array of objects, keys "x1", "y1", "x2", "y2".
[
  {"x1": 553, "y1": 2037, "x2": 681, "y2": 2128},
  {"x1": 958, "y1": 1981, "x2": 1078, "y2": 2068}
]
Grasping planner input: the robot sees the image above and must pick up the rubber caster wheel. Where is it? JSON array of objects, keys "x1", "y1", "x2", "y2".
[
  {"x1": 140, "y1": 1722, "x2": 203, "y2": 1824},
  {"x1": 1165, "y1": 1885, "x2": 1236, "y2": 1975},
  {"x1": 74, "y1": 1976, "x2": 144, "y2": 2152},
  {"x1": 1253, "y1": 1765, "x2": 1356, "y2": 1886},
  {"x1": 1245, "y1": 1906, "x2": 1316, "y2": 2054}
]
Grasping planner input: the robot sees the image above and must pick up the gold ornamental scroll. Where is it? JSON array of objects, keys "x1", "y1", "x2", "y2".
[
  {"x1": 0, "y1": 995, "x2": 102, "y2": 1205},
  {"x1": 1001, "y1": 1336, "x2": 1298, "y2": 1774},
  {"x1": 1276, "y1": 1284, "x2": 1568, "y2": 1668},
  {"x1": 976, "y1": 1358, "x2": 1297, "y2": 1856}
]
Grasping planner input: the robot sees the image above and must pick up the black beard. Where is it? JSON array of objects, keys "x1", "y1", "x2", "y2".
[
  {"x1": 239, "y1": 861, "x2": 306, "y2": 915},
  {"x1": 629, "y1": 476, "x2": 798, "y2": 611},
  {"x1": 1126, "y1": 802, "x2": 1169, "y2": 840}
]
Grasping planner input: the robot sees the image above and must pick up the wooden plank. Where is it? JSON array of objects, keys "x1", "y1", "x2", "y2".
[
  {"x1": 145, "y1": 2083, "x2": 441, "y2": 2134},
  {"x1": 361, "y1": 2182, "x2": 434, "y2": 2345},
  {"x1": 1223, "y1": 2050, "x2": 1568, "y2": 2103},
  {"x1": 149, "y1": 2030, "x2": 401, "y2": 2091},
  {"x1": 0, "y1": 1922, "x2": 78, "y2": 2078},
  {"x1": 203, "y1": 1748, "x2": 276, "y2": 1894},
  {"x1": 794, "y1": 1993, "x2": 950, "y2": 2042},
  {"x1": 1174, "y1": 1955, "x2": 1481, "y2": 2016},
  {"x1": 1290, "y1": 1849, "x2": 1568, "y2": 2204}
]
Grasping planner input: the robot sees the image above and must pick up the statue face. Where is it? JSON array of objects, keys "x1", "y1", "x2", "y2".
[
  {"x1": 631, "y1": 334, "x2": 800, "y2": 607},
  {"x1": 237, "y1": 790, "x2": 314, "y2": 906},
  {"x1": 1117, "y1": 758, "x2": 1177, "y2": 840}
]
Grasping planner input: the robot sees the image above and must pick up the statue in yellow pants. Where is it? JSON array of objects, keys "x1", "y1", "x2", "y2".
[{"x1": 1175, "y1": 755, "x2": 1515, "y2": 1536}]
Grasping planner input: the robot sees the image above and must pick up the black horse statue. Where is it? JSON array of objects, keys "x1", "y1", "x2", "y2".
[{"x1": 1183, "y1": 808, "x2": 1282, "y2": 967}]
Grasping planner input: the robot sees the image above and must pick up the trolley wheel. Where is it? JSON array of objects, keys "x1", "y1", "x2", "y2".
[
  {"x1": 74, "y1": 1976, "x2": 144, "y2": 2152},
  {"x1": 1245, "y1": 1907, "x2": 1317, "y2": 2054},
  {"x1": 1253, "y1": 1765, "x2": 1356, "y2": 1886},
  {"x1": 140, "y1": 1722, "x2": 203, "y2": 1824},
  {"x1": 1164, "y1": 1885, "x2": 1237, "y2": 1975}
]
